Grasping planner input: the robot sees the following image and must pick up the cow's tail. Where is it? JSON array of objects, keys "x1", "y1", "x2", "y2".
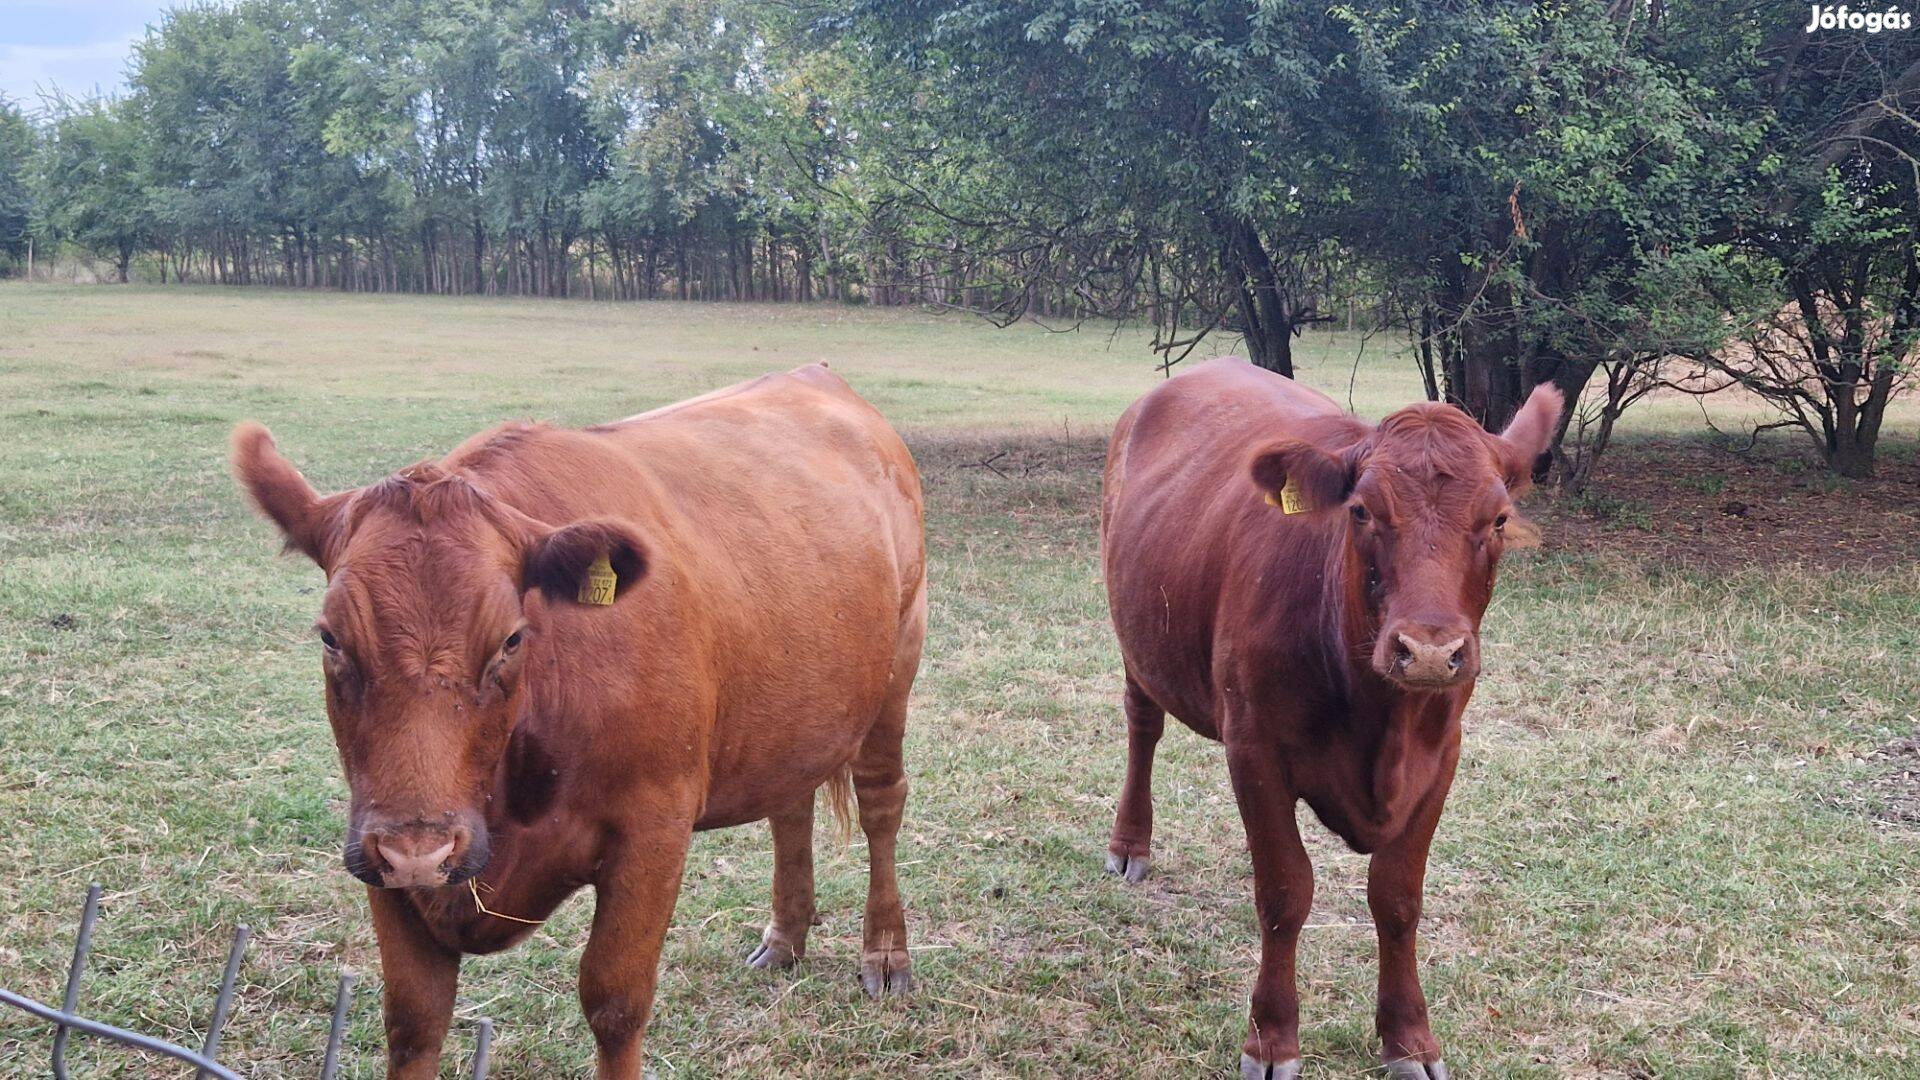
[{"x1": 824, "y1": 765, "x2": 856, "y2": 846}]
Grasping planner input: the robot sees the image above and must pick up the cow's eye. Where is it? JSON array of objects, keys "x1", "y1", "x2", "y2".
[
  {"x1": 502, "y1": 629, "x2": 524, "y2": 653},
  {"x1": 1350, "y1": 503, "x2": 1370, "y2": 524},
  {"x1": 1494, "y1": 513, "x2": 1510, "y2": 533},
  {"x1": 319, "y1": 628, "x2": 340, "y2": 651}
]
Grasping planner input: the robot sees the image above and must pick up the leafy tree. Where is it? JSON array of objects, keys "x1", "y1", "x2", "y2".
[
  {"x1": 827, "y1": 0, "x2": 1356, "y2": 374},
  {"x1": 136, "y1": 0, "x2": 392, "y2": 286},
  {"x1": 0, "y1": 97, "x2": 35, "y2": 272},
  {"x1": 1326, "y1": 1, "x2": 1757, "y2": 450},
  {"x1": 1680, "y1": 9, "x2": 1920, "y2": 478},
  {"x1": 829, "y1": 0, "x2": 1753, "y2": 487},
  {"x1": 35, "y1": 96, "x2": 148, "y2": 282},
  {"x1": 15, "y1": 0, "x2": 1913, "y2": 487}
]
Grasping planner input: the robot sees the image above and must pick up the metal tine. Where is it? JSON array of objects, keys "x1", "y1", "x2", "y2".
[
  {"x1": 51, "y1": 883, "x2": 103, "y2": 1080},
  {"x1": 471, "y1": 1017, "x2": 494, "y2": 1080},
  {"x1": 319, "y1": 971, "x2": 355, "y2": 1080},
  {"x1": 195, "y1": 923, "x2": 250, "y2": 1080}
]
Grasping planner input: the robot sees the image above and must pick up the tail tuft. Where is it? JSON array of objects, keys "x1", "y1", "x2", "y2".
[{"x1": 824, "y1": 766, "x2": 855, "y2": 846}]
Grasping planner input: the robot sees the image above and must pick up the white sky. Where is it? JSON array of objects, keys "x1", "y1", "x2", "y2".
[{"x1": 0, "y1": 1, "x2": 169, "y2": 112}]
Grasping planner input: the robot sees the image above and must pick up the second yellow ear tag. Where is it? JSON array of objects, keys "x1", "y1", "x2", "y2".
[
  {"x1": 1265, "y1": 475, "x2": 1305, "y2": 515},
  {"x1": 579, "y1": 554, "x2": 618, "y2": 606}
]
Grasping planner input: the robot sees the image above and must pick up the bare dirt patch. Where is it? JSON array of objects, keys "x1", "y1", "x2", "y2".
[
  {"x1": 911, "y1": 429, "x2": 1107, "y2": 477},
  {"x1": 1536, "y1": 436, "x2": 1919, "y2": 569},
  {"x1": 1865, "y1": 734, "x2": 1920, "y2": 827},
  {"x1": 914, "y1": 428, "x2": 1920, "y2": 571}
]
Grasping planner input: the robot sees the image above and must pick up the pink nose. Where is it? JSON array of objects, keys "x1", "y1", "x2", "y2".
[
  {"x1": 1377, "y1": 619, "x2": 1479, "y2": 687},
  {"x1": 1393, "y1": 632, "x2": 1468, "y2": 683},
  {"x1": 371, "y1": 835, "x2": 458, "y2": 889}
]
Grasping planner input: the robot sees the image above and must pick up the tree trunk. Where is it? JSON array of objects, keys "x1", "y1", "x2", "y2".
[
  {"x1": 1445, "y1": 316, "x2": 1520, "y2": 427},
  {"x1": 471, "y1": 212, "x2": 485, "y2": 295},
  {"x1": 1826, "y1": 367, "x2": 1882, "y2": 479},
  {"x1": 818, "y1": 224, "x2": 838, "y2": 301},
  {"x1": 1230, "y1": 222, "x2": 1294, "y2": 377},
  {"x1": 1828, "y1": 427, "x2": 1876, "y2": 479}
]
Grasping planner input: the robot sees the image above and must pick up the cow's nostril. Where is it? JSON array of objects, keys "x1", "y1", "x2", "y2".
[
  {"x1": 368, "y1": 835, "x2": 458, "y2": 888},
  {"x1": 1387, "y1": 631, "x2": 1471, "y2": 685}
]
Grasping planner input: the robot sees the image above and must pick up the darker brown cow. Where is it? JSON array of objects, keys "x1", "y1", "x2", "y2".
[
  {"x1": 232, "y1": 364, "x2": 924, "y2": 1080},
  {"x1": 1099, "y1": 357, "x2": 1560, "y2": 1080}
]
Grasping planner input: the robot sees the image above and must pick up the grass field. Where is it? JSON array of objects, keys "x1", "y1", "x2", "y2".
[{"x1": 2, "y1": 284, "x2": 1917, "y2": 1078}]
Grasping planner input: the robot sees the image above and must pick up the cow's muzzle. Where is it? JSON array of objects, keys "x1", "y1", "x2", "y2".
[
  {"x1": 1375, "y1": 620, "x2": 1479, "y2": 689},
  {"x1": 346, "y1": 816, "x2": 490, "y2": 889}
]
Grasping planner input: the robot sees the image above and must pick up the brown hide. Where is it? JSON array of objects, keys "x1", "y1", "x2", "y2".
[
  {"x1": 1099, "y1": 357, "x2": 1559, "y2": 1079},
  {"x1": 233, "y1": 364, "x2": 925, "y2": 1078}
]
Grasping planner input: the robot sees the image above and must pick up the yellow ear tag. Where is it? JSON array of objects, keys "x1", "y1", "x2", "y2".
[
  {"x1": 1265, "y1": 475, "x2": 1306, "y2": 515},
  {"x1": 578, "y1": 554, "x2": 618, "y2": 606}
]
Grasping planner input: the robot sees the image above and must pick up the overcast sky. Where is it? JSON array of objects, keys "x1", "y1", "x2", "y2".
[{"x1": 1, "y1": 1, "x2": 171, "y2": 111}]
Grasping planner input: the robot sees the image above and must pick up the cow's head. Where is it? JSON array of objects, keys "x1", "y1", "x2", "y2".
[
  {"x1": 231, "y1": 423, "x2": 646, "y2": 889},
  {"x1": 1250, "y1": 383, "x2": 1561, "y2": 692}
]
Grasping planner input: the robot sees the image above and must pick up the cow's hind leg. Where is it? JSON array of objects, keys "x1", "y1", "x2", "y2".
[
  {"x1": 852, "y1": 734, "x2": 911, "y2": 997},
  {"x1": 1104, "y1": 674, "x2": 1164, "y2": 883},
  {"x1": 746, "y1": 794, "x2": 816, "y2": 969},
  {"x1": 852, "y1": 591, "x2": 921, "y2": 998}
]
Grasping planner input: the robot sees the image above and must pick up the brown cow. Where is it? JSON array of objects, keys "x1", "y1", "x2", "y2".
[
  {"x1": 1099, "y1": 357, "x2": 1560, "y2": 1080},
  {"x1": 232, "y1": 364, "x2": 925, "y2": 1079}
]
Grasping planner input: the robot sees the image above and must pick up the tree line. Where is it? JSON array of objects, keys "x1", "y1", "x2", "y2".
[
  {"x1": 1, "y1": 0, "x2": 1915, "y2": 482},
  {"x1": 4, "y1": 0, "x2": 856, "y2": 304}
]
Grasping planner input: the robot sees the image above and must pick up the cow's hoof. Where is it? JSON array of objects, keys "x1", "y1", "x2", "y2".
[
  {"x1": 744, "y1": 937, "x2": 797, "y2": 970},
  {"x1": 1103, "y1": 850, "x2": 1152, "y2": 883},
  {"x1": 1385, "y1": 1059, "x2": 1449, "y2": 1080},
  {"x1": 1239, "y1": 1054, "x2": 1302, "y2": 1080},
  {"x1": 859, "y1": 953, "x2": 913, "y2": 998}
]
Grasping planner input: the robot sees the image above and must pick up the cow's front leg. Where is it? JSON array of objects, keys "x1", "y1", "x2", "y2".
[
  {"x1": 1226, "y1": 745, "x2": 1313, "y2": 1080},
  {"x1": 580, "y1": 827, "x2": 692, "y2": 1080},
  {"x1": 368, "y1": 888, "x2": 462, "y2": 1080},
  {"x1": 1370, "y1": 747, "x2": 1459, "y2": 1080}
]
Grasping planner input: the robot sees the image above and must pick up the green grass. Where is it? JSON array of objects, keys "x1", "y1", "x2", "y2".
[{"x1": 1, "y1": 285, "x2": 1916, "y2": 1078}]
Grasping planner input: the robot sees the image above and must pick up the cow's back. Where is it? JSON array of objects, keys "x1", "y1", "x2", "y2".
[
  {"x1": 596, "y1": 363, "x2": 924, "y2": 614},
  {"x1": 1101, "y1": 358, "x2": 1357, "y2": 732}
]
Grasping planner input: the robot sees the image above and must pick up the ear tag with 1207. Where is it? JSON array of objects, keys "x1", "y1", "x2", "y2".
[
  {"x1": 579, "y1": 554, "x2": 618, "y2": 606},
  {"x1": 1265, "y1": 475, "x2": 1305, "y2": 515}
]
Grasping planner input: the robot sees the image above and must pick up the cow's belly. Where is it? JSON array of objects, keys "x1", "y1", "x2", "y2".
[
  {"x1": 694, "y1": 578, "x2": 908, "y2": 829},
  {"x1": 1104, "y1": 568, "x2": 1225, "y2": 739},
  {"x1": 694, "y1": 697, "x2": 878, "y2": 830}
]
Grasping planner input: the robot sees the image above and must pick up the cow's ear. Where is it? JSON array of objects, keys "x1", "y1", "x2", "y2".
[
  {"x1": 231, "y1": 422, "x2": 352, "y2": 569},
  {"x1": 1495, "y1": 382, "x2": 1564, "y2": 492},
  {"x1": 523, "y1": 520, "x2": 649, "y2": 605},
  {"x1": 1249, "y1": 438, "x2": 1354, "y2": 513}
]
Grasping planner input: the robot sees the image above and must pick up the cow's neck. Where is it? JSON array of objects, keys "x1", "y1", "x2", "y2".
[{"x1": 1310, "y1": 539, "x2": 1464, "y2": 843}]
